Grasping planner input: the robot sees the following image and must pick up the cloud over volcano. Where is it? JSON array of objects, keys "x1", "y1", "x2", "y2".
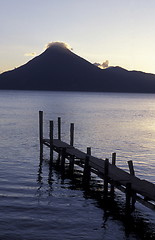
[{"x1": 46, "y1": 41, "x2": 73, "y2": 51}]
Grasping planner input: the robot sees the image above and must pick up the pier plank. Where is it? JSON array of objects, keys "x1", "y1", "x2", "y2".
[
  {"x1": 43, "y1": 138, "x2": 155, "y2": 203},
  {"x1": 39, "y1": 111, "x2": 155, "y2": 212}
]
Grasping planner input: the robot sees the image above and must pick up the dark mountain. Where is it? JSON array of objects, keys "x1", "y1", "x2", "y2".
[{"x1": 1, "y1": 44, "x2": 155, "y2": 93}]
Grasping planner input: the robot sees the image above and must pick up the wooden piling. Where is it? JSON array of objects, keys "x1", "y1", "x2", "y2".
[
  {"x1": 58, "y1": 117, "x2": 61, "y2": 140},
  {"x1": 69, "y1": 155, "x2": 75, "y2": 175},
  {"x1": 128, "y1": 160, "x2": 135, "y2": 176},
  {"x1": 110, "y1": 153, "x2": 116, "y2": 196},
  {"x1": 126, "y1": 182, "x2": 132, "y2": 213},
  {"x1": 104, "y1": 158, "x2": 109, "y2": 197},
  {"x1": 49, "y1": 120, "x2": 53, "y2": 164},
  {"x1": 61, "y1": 148, "x2": 66, "y2": 171},
  {"x1": 69, "y1": 123, "x2": 74, "y2": 174},
  {"x1": 83, "y1": 155, "x2": 91, "y2": 186},
  {"x1": 112, "y1": 152, "x2": 116, "y2": 165},
  {"x1": 39, "y1": 111, "x2": 43, "y2": 156},
  {"x1": 87, "y1": 147, "x2": 91, "y2": 156},
  {"x1": 128, "y1": 160, "x2": 136, "y2": 209},
  {"x1": 57, "y1": 117, "x2": 61, "y2": 164},
  {"x1": 70, "y1": 123, "x2": 74, "y2": 146}
]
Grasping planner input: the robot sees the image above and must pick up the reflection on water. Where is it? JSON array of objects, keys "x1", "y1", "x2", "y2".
[{"x1": 37, "y1": 155, "x2": 155, "y2": 240}]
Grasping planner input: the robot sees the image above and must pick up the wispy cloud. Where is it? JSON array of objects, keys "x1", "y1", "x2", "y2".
[
  {"x1": 94, "y1": 60, "x2": 109, "y2": 69},
  {"x1": 24, "y1": 52, "x2": 36, "y2": 57}
]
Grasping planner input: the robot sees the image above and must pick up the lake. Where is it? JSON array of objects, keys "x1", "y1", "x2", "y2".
[{"x1": 0, "y1": 90, "x2": 154, "y2": 239}]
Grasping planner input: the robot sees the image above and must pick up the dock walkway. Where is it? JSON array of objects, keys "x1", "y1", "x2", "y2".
[{"x1": 39, "y1": 111, "x2": 155, "y2": 212}]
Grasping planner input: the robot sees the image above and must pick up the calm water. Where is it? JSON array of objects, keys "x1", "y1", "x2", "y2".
[{"x1": 0, "y1": 90, "x2": 155, "y2": 240}]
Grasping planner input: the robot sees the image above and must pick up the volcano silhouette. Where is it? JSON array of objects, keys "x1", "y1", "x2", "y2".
[{"x1": 1, "y1": 44, "x2": 155, "y2": 93}]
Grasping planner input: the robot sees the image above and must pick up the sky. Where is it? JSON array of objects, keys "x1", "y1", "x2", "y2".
[{"x1": 0, "y1": 0, "x2": 155, "y2": 74}]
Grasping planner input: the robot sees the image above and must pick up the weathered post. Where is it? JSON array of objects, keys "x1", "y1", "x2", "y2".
[
  {"x1": 128, "y1": 160, "x2": 136, "y2": 210},
  {"x1": 128, "y1": 160, "x2": 135, "y2": 175},
  {"x1": 70, "y1": 123, "x2": 74, "y2": 146},
  {"x1": 39, "y1": 111, "x2": 43, "y2": 157},
  {"x1": 83, "y1": 155, "x2": 91, "y2": 187},
  {"x1": 49, "y1": 120, "x2": 53, "y2": 165},
  {"x1": 69, "y1": 123, "x2": 74, "y2": 175},
  {"x1": 82, "y1": 147, "x2": 92, "y2": 184},
  {"x1": 126, "y1": 182, "x2": 132, "y2": 213},
  {"x1": 112, "y1": 152, "x2": 116, "y2": 165},
  {"x1": 110, "y1": 153, "x2": 116, "y2": 196},
  {"x1": 104, "y1": 158, "x2": 109, "y2": 197},
  {"x1": 61, "y1": 147, "x2": 66, "y2": 172},
  {"x1": 57, "y1": 117, "x2": 61, "y2": 164},
  {"x1": 58, "y1": 117, "x2": 61, "y2": 140},
  {"x1": 87, "y1": 147, "x2": 91, "y2": 156},
  {"x1": 69, "y1": 155, "x2": 75, "y2": 176}
]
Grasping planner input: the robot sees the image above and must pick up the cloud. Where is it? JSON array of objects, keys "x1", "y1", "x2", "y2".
[
  {"x1": 94, "y1": 60, "x2": 109, "y2": 69},
  {"x1": 24, "y1": 52, "x2": 36, "y2": 57},
  {"x1": 46, "y1": 41, "x2": 73, "y2": 51}
]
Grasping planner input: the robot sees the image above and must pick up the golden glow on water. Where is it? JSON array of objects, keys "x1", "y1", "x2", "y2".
[
  {"x1": 0, "y1": 91, "x2": 155, "y2": 184},
  {"x1": 70, "y1": 93, "x2": 155, "y2": 183}
]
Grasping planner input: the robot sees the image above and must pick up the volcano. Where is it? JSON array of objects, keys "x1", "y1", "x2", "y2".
[{"x1": 1, "y1": 43, "x2": 155, "y2": 93}]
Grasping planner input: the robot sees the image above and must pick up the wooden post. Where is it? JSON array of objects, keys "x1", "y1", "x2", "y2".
[
  {"x1": 87, "y1": 147, "x2": 91, "y2": 156},
  {"x1": 69, "y1": 125, "x2": 76, "y2": 175},
  {"x1": 83, "y1": 155, "x2": 91, "y2": 186},
  {"x1": 69, "y1": 155, "x2": 75, "y2": 175},
  {"x1": 70, "y1": 123, "x2": 74, "y2": 146},
  {"x1": 104, "y1": 158, "x2": 109, "y2": 197},
  {"x1": 56, "y1": 154, "x2": 61, "y2": 167},
  {"x1": 58, "y1": 117, "x2": 61, "y2": 140},
  {"x1": 110, "y1": 153, "x2": 116, "y2": 196},
  {"x1": 82, "y1": 147, "x2": 91, "y2": 183},
  {"x1": 61, "y1": 148, "x2": 66, "y2": 171},
  {"x1": 57, "y1": 117, "x2": 61, "y2": 164},
  {"x1": 112, "y1": 152, "x2": 116, "y2": 165},
  {"x1": 126, "y1": 182, "x2": 132, "y2": 213},
  {"x1": 128, "y1": 160, "x2": 135, "y2": 176},
  {"x1": 39, "y1": 111, "x2": 43, "y2": 156},
  {"x1": 49, "y1": 120, "x2": 53, "y2": 164},
  {"x1": 128, "y1": 160, "x2": 136, "y2": 210}
]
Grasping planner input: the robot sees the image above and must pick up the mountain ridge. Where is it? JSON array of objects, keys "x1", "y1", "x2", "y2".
[{"x1": 1, "y1": 44, "x2": 155, "y2": 93}]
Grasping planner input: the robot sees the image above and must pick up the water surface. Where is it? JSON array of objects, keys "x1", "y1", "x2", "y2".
[{"x1": 0, "y1": 90, "x2": 154, "y2": 239}]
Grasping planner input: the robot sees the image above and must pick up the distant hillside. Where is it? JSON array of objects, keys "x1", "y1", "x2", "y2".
[{"x1": 1, "y1": 44, "x2": 155, "y2": 93}]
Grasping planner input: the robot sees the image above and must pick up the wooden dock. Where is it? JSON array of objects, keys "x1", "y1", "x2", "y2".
[{"x1": 39, "y1": 111, "x2": 155, "y2": 213}]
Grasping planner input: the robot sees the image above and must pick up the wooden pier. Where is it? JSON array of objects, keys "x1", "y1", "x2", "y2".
[{"x1": 39, "y1": 111, "x2": 155, "y2": 213}]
